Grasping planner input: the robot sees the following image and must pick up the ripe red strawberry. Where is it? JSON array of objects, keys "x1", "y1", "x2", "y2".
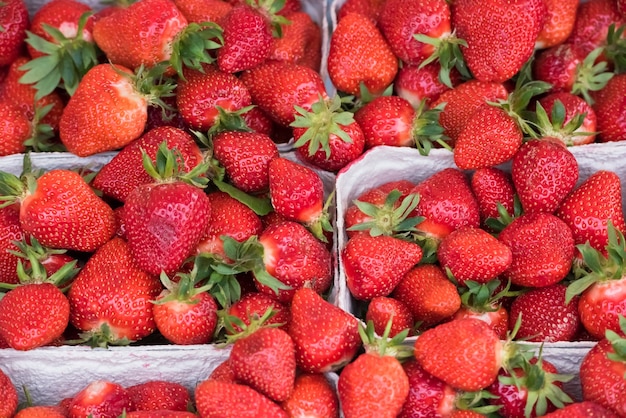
[
  {"x1": 470, "y1": 167, "x2": 516, "y2": 228},
  {"x1": 227, "y1": 292, "x2": 290, "y2": 333},
  {"x1": 196, "y1": 191, "x2": 263, "y2": 260},
  {"x1": 240, "y1": 60, "x2": 328, "y2": 127},
  {"x1": 127, "y1": 380, "x2": 191, "y2": 411},
  {"x1": 432, "y1": 79, "x2": 508, "y2": 147},
  {"x1": 268, "y1": 157, "x2": 330, "y2": 240},
  {"x1": 123, "y1": 143, "x2": 212, "y2": 276},
  {"x1": 579, "y1": 318, "x2": 626, "y2": 416},
  {"x1": 93, "y1": 126, "x2": 204, "y2": 203},
  {"x1": 394, "y1": 62, "x2": 461, "y2": 108},
  {"x1": 453, "y1": 279, "x2": 510, "y2": 339},
  {"x1": 68, "y1": 380, "x2": 133, "y2": 418},
  {"x1": 555, "y1": 170, "x2": 626, "y2": 254},
  {"x1": 14, "y1": 406, "x2": 67, "y2": 418},
  {"x1": 353, "y1": 95, "x2": 417, "y2": 148},
  {"x1": 59, "y1": 63, "x2": 175, "y2": 157},
  {"x1": 0, "y1": 204, "x2": 23, "y2": 284},
  {"x1": 535, "y1": 0, "x2": 579, "y2": 49},
  {"x1": 499, "y1": 213, "x2": 575, "y2": 288},
  {"x1": 566, "y1": 0, "x2": 622, "y2": 58},
  {"x1": 452, "y1": 0, "x2": 546, "y2": 83},
  {"x1": 342, "y1": 233, "x2": 423, "y2": 300},
  {"x1": 487, "y1": 357, "x2": 573, "y2": 417},
  {"x1": 173, "y1": 0, "x2": 232, "y2": 25},
  {"x1": 152, "y1": 265, "x2": 218, "y2": 345},
  {"x1": 0, "y1": 0, "x2": 29, "y2": 66},
  {"x1": 208, "y1": 359, "x2": 236, "y2": 382},
  {"x1": 567, "y1": 222, "x2": 626, "y2": 340},
  {"x1": 509, "y1": 283, "x2": 580, "y2": 342},
  {"x1": 591, "y1": 73, "x2": 626, "y2": 143},
  {"x1": 542, "y1": 401, "x2": 620, "y2": 418},
  {"x1": 327, "y1": 11, "x2": 398, "y2": 97},
  {"x1": 288, "y1": 287, "x2": 361, "y2": 373},
  {"x1": 0, "y1": 365, "x2": 18, "y2": 417},
  {"x1": 212, "y1": 130, "x2": 279, "y2": 194},
  {"x1": 229, "y1": 325, "x2": 296, "y2": 402},
  {"x1": 0, "y1": 168, "x2": 116, "y2": 252},
  {"x1": 281, "y1": 373, "x2": 339, "y2": 418},
  {"x1": 195, "y1": 379, "x2": 289, "y2": 418},
  {"x1": 414, "y1": 317, "x2": 513, "y2": 392},
  {"x1": 336, "y1": 0, "x2": 385, "y2": 24},
  {"x1": 392, "y1": 264, "x2": 461, "y2": 328},
  {"x1": 512, "y1": 139, "x2": 579, "y2": 214},
  {"x1": 269, "y1": 10, "x2": 322, "y2": 71},
  {"x1": 68, "y1": 237, "x2": 162, "y2": 345},
  {"x1": 0, "y1": 101, "x2": 37, "y2": 156},
  {"x1": 536, "y1": 92, "x2": 598, "y2": 146},
  {"x1": 438, "y1": 226, "x2": 513, "y2": 285},
  {"x1": 366, "y1": 296, "x2": 414, "y2": 338},
  {"x1": 176, "y1": 64, "x2": 253, "y2": 132}
]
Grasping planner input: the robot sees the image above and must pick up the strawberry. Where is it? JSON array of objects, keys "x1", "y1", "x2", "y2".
[
  {"x1": 392, "y1": 264, "x2": 461, "y2": 329},
  {"x1": 535, "y1": 92, "x2": 598, "y2": 146},
  {"x1": 0, "y1": 168, "x2": 116, "y2": 253},
  {"x1": 566, "y1": 0, "x2": 623, "y2": 58},
  {"x1": 579, "y1": 316, "x2": 626, "y2": 417},
  {"x1": 268, "y1": 157, "x2": 330, "y2": 241},
  {"x1": 59, "y1": 63, "x2": 175, "y2": 157},
  {"x1": 152, "y1": 263, "x2": 218, "y2": 345},
  {"x1": 432, "y1": 79, "x2": 508, "y2": 147},
  {"x1": 366, "y1": 296, "x2": 414, "y2": 338},
  {"x1": 542, "y1": 401, "x2": 620, "y2": 418},
  {"x1": 0, "y1": 101, "x2": 39, "y2": 157},
  {"x1": 195, "y1": 379, "x2": 289, "y2": 418},
  {"x1": 451, "y1": 0, "x2": 546, "y2": 83},
  {"x1": 511, "y1": 139, "x2": 579, "y2": 214},
  {"x1": 499, "y1": 213, "x2": 575, "y2": 288},
  {"x1": 555, "y1": 170, "x2": 626, "y2": 254},
  {"x1": 93, "y1": 126, "x2": 204, "y2": 203},
  {"x1": 212, "y1": 130, "x2": 279, "y2": 194},
  {"x1": 68, "y1": 380, "x2": 133, "y2": 418},
  {"x1": 123, "y1": 143, "x2": 212, "y2": 276},
  {"x1": 269, "y1": 10, "x2": 322, "y2": 71},
  {"x1": 394, "y1": 62, "x2": 461, "y2": 108},
  {"x1": 535, "y1": 0, "x2": 579, "y2": 49},
  {"x1": 336, "y1": 0, "x2": 385, "y2": 24},
  {"x1": 227, "y1": 292, "x2": 290, "y2": 333},
  {"x1": 338, "y1": 323, "x2": 411, "y2": 418},
  {"x1": 438, "y1": 226, "x2": 513, "y2": 285},
  {"x1": 240, "y1": 60, "x2": 328, "y2": 127},
  {"x1": 282, "y1": 373, "x2": 339, "y2": 418},
  {"x1": 0, "y1": 0, "x2": 29, "y2": 66},
  {"x1": 400, "y1": 359, "x2": 455, "y2": 417},
  {"x1": 509, "y1": 283, "x2": 580, "y2": 342},
  {"x1": 591, "y1": 73, "x2": 626, "y2": 143},
  {"x1": 209, "y1": 359, "x2": 236, "y2": 383},
  {"x1": 453, "y1": 279, "x2": 511, "y2": 339},
  {"x1": 487, "y1": 357, "x2": 573, "y2": 417},
  {"x1": 470, "y1": 167, "x2": 516, "y2": 229},
  {"x1": 173, "y1": 0, "x2": 232, "y2": 25},
  {"x1": 14, "y1": 406, "x2": 67, "y2": 418},
  {"x1": 127, "y1": 380, "x2": 191, "y2": 411},
  {"x1": 0, "y1": 367, "x2": 18, "y2": 418},
  {"x1": 288, "y1": 287, "x2": 361, "y2": 373},
  {"x1": 228, "y1": 323, "x2": 296, "y2": 403},
  {"x1": 567, "y1": 222, "x2": 626, "y2": 340},
  {"x1": 327, "y1": 11, "x2": 398, "y2": 97},
  {"x1": 68, "y1": 237, "x2": 162, "y2": 346},
  {"x1": 175, "y1": 64, "x2": 253, "y2": 133},
  {"x1": 0, "y1": 204, "x2": 22, "y2": 284},
  {"x1": 342, "y1": 233, "x2": 423, "y2": 300}
]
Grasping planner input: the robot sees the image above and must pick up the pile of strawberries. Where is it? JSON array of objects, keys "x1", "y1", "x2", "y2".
[{"x1": 1, "y1": 0, "x2": 626, "y2": 415}]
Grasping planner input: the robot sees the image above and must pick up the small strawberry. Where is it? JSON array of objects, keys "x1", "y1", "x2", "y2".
[
  {"x1": 438, "y1": 226, "x2": 513, "y2": 285},
  {"x1": 127, "y1": 380, "x2": 191, "y2": 412},
  {"x1": 327, "y1": 11, "x2": 398, "y2": 97},
  {"x1": 555, "y1": 170, "x2": 626, "y2": 254},
  {"x1": 342, "y1": 233, "x2": 423, "y2": 300},
  {"x1": 288, "y1": 287, "x2": 361, "y2": 373},
  {"x1": 535, "y1": 0, "x2": 579, "y2": 49},
  {"x1": 499, "y1": 213, "x2": 575, "y2": 288},
  {"x1": 0, "y1": 365, "x2": 18, "y2": 418},
  {"x1": 68, "y1": 380, "x2": 133, "y2": 418},
  {"x1": 281, "y1": 373, "x2": 340, "y2": 418},
  {"x1": 194, "y1": 379, "x2": 289, "y2": 418},
  {"x1": 0, "y1": 0, "x2": 29, "y2": 66},
  {"x1": 392, "y1": 264, "x2": 461, "y2": 329}
]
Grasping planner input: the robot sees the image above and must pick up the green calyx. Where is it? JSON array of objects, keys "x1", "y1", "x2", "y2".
[
  {"x1": 19, "y1": 11, "x2": 100, "y2": 100},
  {"x1": 605, "y1": 315, "x2": 626, "y2": 368},
  {"x1": 0, "y1": 153, "x2": 43, "y2": 208},
  {"x1": 141, "y1": 141, "x2": 210, "y2": 188},
  {"x1": 169, "y1": 21, "x2": 224, "y2": 80},
  {"x1": 457, "y1": 279, "x2": 518, "y2": 313},
  {"x1": 152, "y1": 258, "x2": 213, "y2": 306},
  {"x1": 22, "y1": 103, "x2": 66, "y2": 153},
  {"x1": 347, "y1": 189, "x2": 424, "y2": 238},
  {"x1": 605, "y1": 24, "x2": 626, "y2": 75},
  {"x1": 414, "y1": 31, "x2": 471, "y2": 88},
  {"x1": 65, "y1": 322, "x2": 133, "y2": 348},
  {"x1": 566, "y1": 220, "x2": 626, "y2": 303},
  {"x1": 532, "y1": 100, "x2": 595, "y2": 146},
  {"x1": 305, "y1": 189, "x2": 334, "y2": 243},
  {"x1": 291, "y1": 94, "x2": 356, "y2": 160},
  {"x1": 411, "y1": 98, "x2": 450, "y2": 156},
  {"x1": 360, "y1": 319, "x2": 414, "y2": 361},
  {"x1": 484, "y1": 197, "x2": 523, "y2": 234},
  {"x1": 0, "y1": 249, "x2": 78, "y2": 292},
  {"x1": 572, "y1": 46, "x2": 614, "y2": 105},
  {"x1": 208, "y1": 105, "x2": 255, "y2": 137},
  {"x1": 247, "y1": 0, "x2": 291, "y2": 38},
  {"x1": 454, "y1": 390, "x2": 502, "y2": 416},
  {"x1": 221, "y1": 306, "x2": 283, "y2": 346},
  {"x1": 129, "y1": 63, "x2": 177, "y2": 111}
]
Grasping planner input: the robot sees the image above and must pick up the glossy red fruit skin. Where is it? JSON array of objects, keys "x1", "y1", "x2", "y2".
[
  {"x1": 541, "y1": 401, "x2": 620, "y2": 417},
  {"x1": 0, "y1": 204, "x2": 23, "y2": 284},
  {"x1": 127, "y1": 380, "x2": 191, "y2": 412},
  {"x1": 153, "y1": 290, "x2": 218, "y2": 345},
  {"x1": 470, "y1": 167, "x2": 515, "y2": 227},
  {"x1": 0, "y1": 368, "x2": 18, "y2": 418},
  {"x1": 394, "y1": 62, "x2": 460, "y2": 108},
  {"x1": 281, "y1": 373, "x2": 340, "y2": 418},
  {"x1": 354, "y1": 95, "x2": 416, "y2": 149},
  {"x1": 453, "y1": 304, "x2": 509, "y2": 340},
  {"x1": 366, "y1": 296, "x2": 415, "y2": 337},
  {"x1": 399, "y1": 359, "x2": 457, "y2": 418},
  {"x1": 578, "y1": 278, "x2": 626, "y2": 340},
  {"x1": 0, "y1": 0, "x2": 29, "y2": 66},
  {"x1": 566, "y1": 0, "x2": 623, "y2": 57},
  {"x1": 68, "y1": 380, "x2": 133, "y2": 418},
  {"x1": 533, "y1": 43, "x2": 582, "y2": 94},
  {"x1": 591, "y1": 74, "x2": 626, "y2": 143},
  {"x1": 537, "y1": 92, "x2": 597, "y2": 146},
  {"x1": 227, "y1": 292, "x2": 290, "y2": 333}
]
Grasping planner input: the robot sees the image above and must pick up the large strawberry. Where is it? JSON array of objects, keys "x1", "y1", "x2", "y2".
[
  {"x1": 68, "y1": 237, "x2": 162, "y2": 346},
  {"x1": 451, "y1": 0, "x2": 546, "y2": 83},
  {"x1": 0, "y1": 167, "x2": 116, "y2": 253},
  {"x1": 288, "y1": 287, "x2": 361, "y2": 373},
  {"x1": 342, "y1": 233, "x2": 423, "y2": 300},
  {"x1": 0, "y1": 0, "x2": 29, "y2": 66},
  {"x1": 327, "y1": 11, "x2": 398, "y2": 97},
  {"x1": 123, "y1": 142, "x2": 212, "y2": 276}
]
